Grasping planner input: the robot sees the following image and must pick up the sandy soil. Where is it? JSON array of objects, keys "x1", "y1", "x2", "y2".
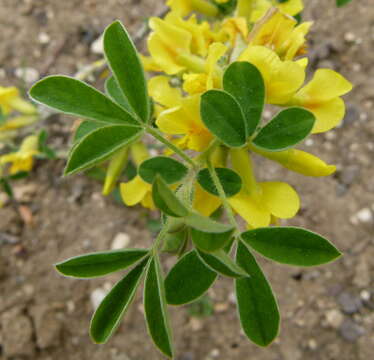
[{"x1": 0, "y1": 0, "x2": 373, "y2": 359}]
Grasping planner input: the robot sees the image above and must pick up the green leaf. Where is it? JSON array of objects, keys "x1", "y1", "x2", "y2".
[
  {"x1": 55, "y1": 249, "x2": 149, "y2": 278},
  {"x1": 90, "y1": 257, "x2": 148, "y2": 343},
  {"x1": 139, "y1": 156, "x2": 188, "y2": 185},
  {"x1": 0, "y1": 178, "x2": 13, "y2": 198},
  {"x1": 336, "y1": 0, "x2": 352, "y2": 7},
  {"x1": 191, "y1": 226, "x2": 233, "y2": 253},
  {"x1": 152, "y1": 176, "x2": 189, "y2": 217},
  {"x1": 104, "y1": 76, "x2": 132, "y2": 112},
  {"x1": 65, "y1": 125, "x2": 142, "y2": 175},
  {"x1": 223, "y1": 62, "x2": 265, "y2": 137},
  {"x1": 29, "y1": 75, "x2": 140, "y2": 126},
  {"x1": 165, "y1": 250, "x2": 217, "y2": 305},
  {"x1": 144, "y1": 255, "x2": 174, "y2": 358},
  {"x1": 162, "y1": 230, "x2": 187, "y2": 254},
  {"x1": 9, "y1": 171, "x2": 29, "y2": 180},
  {"x1": 201, "y1": 89, "x2": 247, "y2": 148},
  {"x1": 197, "y1": 248, "x2": 247, "y2": 278},
  {"x1": 104, "y1": 21, "x2": 150, "y2": 122},
  {"x1": 236, "y1": 241, "x2": 280, "y2": 347},
  {"x1": 252, "y1": 107, "x2": 315, "y2": 151},
  {"x1": 197, "y1": 167, "x2": 242, "y2": 198},
  {"x1": 241, "y1": 227, "x2": 342, "y2": 267},
  {"x1": 185, "y1": 212, "x2": 234, "y2": 234},
  {"x1": 73, "y1": 121, "x2": 106, "y2": 143}
]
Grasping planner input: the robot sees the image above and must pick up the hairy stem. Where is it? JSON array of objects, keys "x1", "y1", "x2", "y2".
[
  {"x1": 146, "y1": 126, "x2": 198, "y2": 169},
  {"x1": 207, "y1": 157, "x2": 238, "y2": 231}
]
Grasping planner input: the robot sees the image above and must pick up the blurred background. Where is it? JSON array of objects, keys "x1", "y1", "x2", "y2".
[{"x1": 0, "y1": 0, "x2": 373, "y2": 359}]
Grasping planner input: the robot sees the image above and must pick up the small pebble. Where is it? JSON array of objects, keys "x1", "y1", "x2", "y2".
[
  {"x1": 14, "y1": 67, "x2": 39, "y2": 83},
  {"x1": 90, "y1": 287, "x2": 109, "y2": 310},
  {"x1": 111, "y1": 233, "x2": 130, "y2": 250},
  {"x1": 38, "y1": 32, "x2": 50, "y2": 44},
  {"x1": 360, "y1": 290, "x2": 371, "y2": 302},
  {"x1": 91, "y1": 35, "x2": 104, "y2": 54},
  {"x1": 350, "y1": 208, "x2": 373, "y2": 225},
  {"x1": 339, "y1": 319, "x2": 365, "y2": 342},
  {"x1": 325, "y1": 309, "x2": 344, "y2": 329}
]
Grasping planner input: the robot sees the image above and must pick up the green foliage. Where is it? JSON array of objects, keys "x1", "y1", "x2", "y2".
[
  {"x1": 139, "y1": 156, "x2": 188, "y2": 184},
  {"x1": 236, "y1": 241, "x2": 280, "y2": 347},
  {"x1": 252, "y1": 108, "x2": 315, "y2": 151},
  {"x1": 31, "y1": 19, "x2": 344, "y2": 356},
  {"x1": 152, "y1": 176, "x2": 189, "y2": 217},
  {"x1": 29, "y1": 76, "x2": 140, "y2": 126},
  {"x1": 198, "y1": 248, "x2": 247, "y2": 278},
  {"x1": 191, "y1": 226, "x2": 233, "y2": 252},
  {"x1": 55, "y1": 249, "x2": 149, "y2": 278},
  {"x1": 223, "y1": 61, "x2": 265, "y2": 137},
  {"x1": 144, "y1": 256, "x2": 174, "y2": 358},
  {"x1": 201, "y1": 89, "x2": 247, "y2": 147},
  {"x1": 90, "y1": 257, "x2": 149, "y2": 343},
  {"x1": 104, "y1": 21, "x2": 150, "y2": 122},
  {"x1": 65, "y1": 125, "x2": 142, "y2": 175},
  {"x1": 73, "y1": 121, "x2": 105, "y2": 143},
  {"x1": 336, "y1": 0, "x2": 353, "y2": 7},
  {"x1": 241, "y1": 227, "x2": 342, "y2": 266},
  {"x1": 104, "y1": 76, "x2": 132, "y2": 112},
  {"x1": 197, "y1": 167, "x2": 242, "y2": 198},
  {"x1": 165, "y1": 250, "x2": 217, "y2": 305},
  {"x1": 38, "y1": 129, "x2": 56, "y2": 159}
]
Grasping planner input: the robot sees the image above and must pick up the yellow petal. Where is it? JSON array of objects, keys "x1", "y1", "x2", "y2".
[
  {"x1": 130, "y1": 142, "x2": 149, "y2": 166},
  {"x1": 156, "y1": 106, "x2": 193, "y2": 135},
  {"x1": 239, "y1": 45, "x2": 305, "y2": 104},
  {"x1": 229, "y1": 190, "x2": 271, "y2": 228},
  {"x1": 120, "y1": 176, "x2": 150, "y2": 206},
  {"x1": 193, "y1": 183, "x2": 222, "y2": 216},
  {"x1": 141, "y1": 191, "x2": 155, "y2": 210},
  {"x1": 148, "y1": 76, "x2": 182, "y2": 108},
  {"x1": 250, "y1": 146, "x2": 336, "y2": 177},
  {"x1": 296, "y1": 69, "x2": 353, "y2": 103},
  {"x1": 205, "y1": 42, "x2": 226, "y2": 90},
  {"x1": 309, "y1": 97, "x2": 346, "y2": 134},
  {"x1": 230, "y1": 149, "x2": 258, "y2": 193},
  {"x1": 277, "y1": 0, "x2": 304, "y2": 16},
  {"x1": 260, "y1": 181, "x2": 300, "y2": 219},
  {"x1": 149, "y1": 17, "x2": 192, "y2": 54},
  {"x1": 147, "y1": 33, "x2": 185, "y2": 75}
]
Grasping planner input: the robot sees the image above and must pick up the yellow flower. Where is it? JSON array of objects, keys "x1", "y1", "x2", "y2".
[
  {"x1": 239, "y1": 45, "x2": 305, "y2": 104},
  {"x1": 147, "y1": 16, "x2": 192, "y2": 75},
  {"x1": 183, "y1": 42, "x2": 227, "y2": 95},
  {"x1": 102, "y1": 147, "x2": 129, "y2": 196},
  {"x1": 148, "y1": 76, "x2": 182, "y2": 110},
  {"x1": 146, "y1": 13, "x2": 217, "y2": 75},
  {"x1": 290, "y1": 69, "x2": 353, "y2": 133},
  {"x1": 237, "y1": 0, "x2": 304, "y2": 21},
  {"x1": 228, "y1": 149, "x2": 300, "y2": 228},
  {"x1": 0, "y1": 115, "x2": 38, "y2": 132},
  {"x1": 220, "y1": 17, "x2": 249, "y2": 47},
  {"x1": 0, "y1": 86, "x2": 37, "y2": 115},
  {"x1": 193, "y1": 146, "x2": 227, "y2": 216},
  {"x1": 0, "y1": 135, "x2": 39, "y2": 175},
  {"x1": 167, "y1": 0, "x2": 219, "y2": 17},
  {"x1": 249, "y1": 145, "x2": 336, "y2": 177},
  {"x1": 248, "y1": 8, "x2": 312, "y2": 60},
  {"x1": 156, "y1": 95, "x2": 213, "y2": 151},
  {"x1": 120, "y1": 142, "x2": 155, "y2": 210},
  {"x1": 166, "y1": 13, "x2": 216, "y2": 57}
]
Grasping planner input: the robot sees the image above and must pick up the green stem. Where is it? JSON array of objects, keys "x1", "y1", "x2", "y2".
[
  {"x1": 146, "y1": 126, "x2": 198, "y2": 169},
  {"x1": 152, "y1": 219, "x2": 171, "y2": 254},
  {"x1": 207, "y1": 157, "x2": 238, "y2": 231},
  {"x1": 196, "y1": 138, "x2": 220, "y2": 165}
]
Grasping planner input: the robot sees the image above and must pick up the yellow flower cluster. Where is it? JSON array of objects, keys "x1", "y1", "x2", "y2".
[
  {"x1": 121, "y1": 0, "x2": 352, "y2": 228},
  {"x1": 0, "y1": 86, "x2": 39, "y2": 175}
]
